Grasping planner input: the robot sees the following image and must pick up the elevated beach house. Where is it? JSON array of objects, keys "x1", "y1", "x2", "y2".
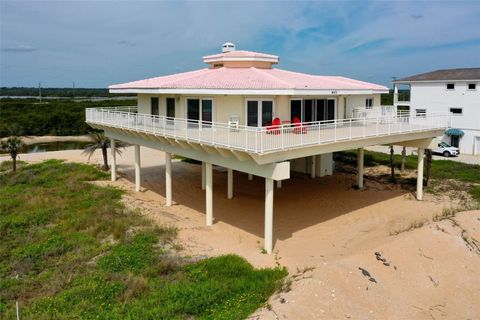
[
  {"x1": 393, "y1": 68, "x2": 480, "y2": 155},
  {"x1": 86, "y1": 43, "x2": 450, "y2": 253}
]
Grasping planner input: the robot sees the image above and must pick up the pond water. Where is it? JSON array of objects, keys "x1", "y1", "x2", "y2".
[{"x1": 23, "y1": 141, "x2": 91, "y2": 153}]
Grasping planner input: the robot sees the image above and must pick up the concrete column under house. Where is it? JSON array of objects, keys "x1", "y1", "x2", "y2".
[
  {"x1": 205, "y1": 162, "x2": 213, "y2": 226},
  {"x1": 134, "y1": 145, "x2": 141, "y2": 192},
  {"x1": 264, "y1": 178, "x2": 274, "y2": 254},
  {"x1": 165, "y1": 152, "x2": 172, "y2": 206},
  {"x1": 201, "y1": 162, "x2": 206, "y2": 190},
  {"x1": 310, "y1": 156, "x2": 316, "y2": 178},
  {"x1": 417, "y1": 148, "x2": 425, "y2": 201},
  {"x1": 227, "y1": 168, "x2": 233, "y2": 199},
  {"x1": 357, "y1": 148, "x2": 364, "y2": 188}
]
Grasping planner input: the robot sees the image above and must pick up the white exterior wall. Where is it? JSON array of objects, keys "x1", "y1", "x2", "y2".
[
  {"x1": 344, "y1": 94, "x2": 381, "y2": 118},
  {"x1": 408, "y1": 81, "x2": 480, "y2": 154},
  {"x1": 137, "y1": 93, "x2": 382, "y2": 125}
]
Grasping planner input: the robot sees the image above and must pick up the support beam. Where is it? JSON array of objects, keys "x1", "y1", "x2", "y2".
[
  {"x1": 165, "y1": 152, "x2": 172, "y2": 206},
  {"x1": 310, "y1": 156, "x2": 316, "y2": 178},
  {"x1": 206, "y1": 163, "x2": 213, "y2": 226},
  {"x1": 417, "y1": 148, "x2": 424, "y2": 201},
  {"x1": 277, "y1": 180, "x2": 282, "y2": 189},
  {"x1": 201, "y1": 162, "x2": 206, "y2": 190},
  {"x1": 105, "y1": 129, "x2": 290, "y2": 180},
  {"x1": 265, "y1": 178, "x2": 274, "y2": 254},
  {"x1": 134, "y1": 145, "x2": 141, "y2": 192},
  {"x1": 110, "y1": 138, "x2": 116, "y2": 182},
  {"x1": 248, "y1": 174, "x2": 253, "y2": 181},
  {"x1": 227, "y1": 168, "x2": 233, "y2": 199},
  {"x1": 249, "y1": 132, "x2": 442, "y2": 165},
  {"x1": 357, "y1": 148, "x2": 364, "y2": 188}
]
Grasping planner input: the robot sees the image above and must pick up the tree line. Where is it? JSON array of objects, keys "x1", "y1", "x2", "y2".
[
  {"x1": 0, "y1": 87, "x2": 134, "y2": 98},
  {"x1": 0, "y1": 98, "x2": 135, "y2": 137}
]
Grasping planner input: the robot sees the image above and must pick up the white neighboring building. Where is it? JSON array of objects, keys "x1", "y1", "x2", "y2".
[{"x1": 393, "y1": 68, "x2": 480, "y2": 155}]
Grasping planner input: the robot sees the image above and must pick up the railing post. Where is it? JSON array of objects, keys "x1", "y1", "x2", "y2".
[
  {"x1": 301, "y1": 124, "x2": 304, "y2": 146},
  {"x1": 334, "y1": 120, "x2": 337, "y2": 142},
  {"x1": 281, "y1": 125, "x2": 284, "y2": 149},
  {"x1": 258, "y1": 127, "x2": 261, "y2": 153},
  {"x1": 318, "y1": 122, "x2": 321, "y2": 144},
  {"x1": 245, "y1": 127, "x2": 248, "y2": 151},
  {"x1": 349, "y1": 119, "x2": 352, "y2": 139}
]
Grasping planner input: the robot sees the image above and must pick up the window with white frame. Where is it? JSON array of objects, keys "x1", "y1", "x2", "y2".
[
  {"x1": 468, "y1": 83, "x2": 476, "y2": 90},
  {"x1": 415, "y1": 109, "x2": 427, "y2": 117},
  {"x1": 186, "y1": 98, "x2": 213, "y2": 127},
  {"x1": 449, "y1": 108, "x2": 463, "y2": 115},
  {"x1": 365, "y1": 98, "x2": 373, "y2": 109},
  {"x1": 446, "y1": 83, "x2": 455, "y2": 90},
  {"x1": 246, "y1": 99, "x2": 274, "y2": 127}
]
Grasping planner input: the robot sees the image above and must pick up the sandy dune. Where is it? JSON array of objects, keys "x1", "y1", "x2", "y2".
[{"x1": 3, "y1": 146, "x2": 479, "y2": 319}]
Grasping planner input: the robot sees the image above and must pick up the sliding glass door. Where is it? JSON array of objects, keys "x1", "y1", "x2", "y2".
[
  {"x1": 290, "y1": 99, "x2": 336, "y2": 124},
  {"x1": 316, "y1": 99, "x2": 335, "y2": 123},
  {"x1": 247, "y1": 100, "x2": 273, "y2": 127},
  {"x1": 202, "y1": 99, "x2": 212, "y2": 127},
  {"x1": 290, "y1": 100, "x2": 302, "y2": 122},
  {"x1": 304, "y1": 99, "x2": 315, "y2": 123}
]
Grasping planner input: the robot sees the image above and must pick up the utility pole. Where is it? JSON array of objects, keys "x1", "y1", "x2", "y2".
[
  {"x1": 72, "y1": 81, "x2": 75, "y2": 99},
  {"x1": 38, "y1": 81, "x2": 42, "y2": 103},
  {"x1": 391, "y1": 76, "x2": 396, "y2": 108}
]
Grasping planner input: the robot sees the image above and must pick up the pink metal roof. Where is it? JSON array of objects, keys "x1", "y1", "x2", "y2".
[{"x1": 109, "y1": 67, "x2": 388, "y2": 91}]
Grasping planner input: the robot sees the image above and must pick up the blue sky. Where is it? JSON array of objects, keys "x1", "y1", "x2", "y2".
[{"x1": 1, "y1": 1, "x2": 479, "y2": 88}]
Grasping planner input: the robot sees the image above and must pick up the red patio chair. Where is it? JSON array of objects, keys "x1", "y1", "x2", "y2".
[
  {"x1": 293, "y1": 116, "x2": 307, "y2": 134},
  {"x1": 267, "y1": 117, "x2": 281, "y2": 135}
]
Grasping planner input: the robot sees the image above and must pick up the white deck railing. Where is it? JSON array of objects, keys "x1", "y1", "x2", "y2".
[
  {"x1": 352, "y1": 105, "x2": 401, "y2": 118},
  {"x1": 86, "y1": 107, "x2": 450, "y2": 154}
]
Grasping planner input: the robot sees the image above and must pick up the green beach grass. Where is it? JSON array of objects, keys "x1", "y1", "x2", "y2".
[{"x1": 0, "y1": 160, "x2": 286, "y2": 319}]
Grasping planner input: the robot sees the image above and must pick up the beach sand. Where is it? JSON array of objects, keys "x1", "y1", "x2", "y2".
[{"x1": 2, "y1": 146, "x2": 479, "y2": 319}]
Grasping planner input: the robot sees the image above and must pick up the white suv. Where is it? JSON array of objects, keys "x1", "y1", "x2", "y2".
[{"x1": 433, "y1": 142, "x2": 459, "y2": 157}]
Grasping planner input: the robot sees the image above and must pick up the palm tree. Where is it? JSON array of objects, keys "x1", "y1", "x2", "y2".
[
  {"x1": 82, "y1": 132, "x2": 126, "y2": 171},
  {"x1": 0, "y1": 136, "x2": 25, "y2": 173},
  {"x1": 389, "y1": 145, "x2": 396, "y2": 182},
  {"x1": 400, "y1": 146, "x2": 406, "y2": 172}
]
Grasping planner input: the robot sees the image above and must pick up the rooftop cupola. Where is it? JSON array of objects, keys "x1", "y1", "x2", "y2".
[
  {"x1": 203, "y1": 42, "x2": 279, "y2": 69},
  {"x1": 222, "y1": 42, "x2": 236, "y2": 53}
]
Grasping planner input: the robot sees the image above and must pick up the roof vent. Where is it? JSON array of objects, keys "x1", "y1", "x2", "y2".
[{"x1": 222, "y1": 42, "x2": 236, "y2": 53}]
